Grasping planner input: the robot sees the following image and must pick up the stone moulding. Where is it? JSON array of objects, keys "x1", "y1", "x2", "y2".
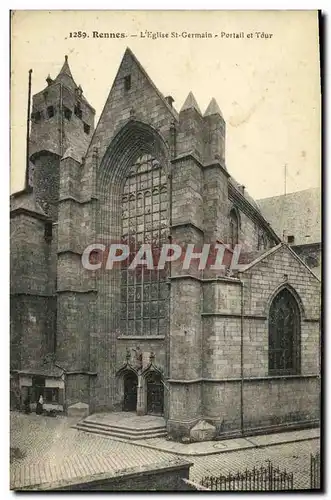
[
  {"x1": 167, "y1": 374, "x2": 319, "y2": 384},
  {"x1": 171, "y1": 152, "x2": 229, "y2": 179}
]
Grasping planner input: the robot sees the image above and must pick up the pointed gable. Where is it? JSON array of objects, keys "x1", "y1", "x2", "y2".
[
  {"x1": 180, "y1": 91, "x2": 202, "y2": 114},
  {"x1": 125, "y1": 48, "x2": 178, "y2": 120},
  {"x1": 239, "y1": 242, "x2": 320, "y2": 281},
  {"x1": 85, "y1": 48, "x2": 179, "y2": 165}
]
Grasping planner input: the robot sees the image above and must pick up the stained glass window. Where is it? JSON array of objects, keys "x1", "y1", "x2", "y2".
[
  {"x1": 121, "y1": 154, "x2": 169, "y2": 336},
  {"x1": 268, "y1": 288, "x2": 301, "y2": 375}
]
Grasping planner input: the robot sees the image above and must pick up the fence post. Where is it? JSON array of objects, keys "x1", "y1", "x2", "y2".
[
  {"x1": 310, "y1": 452, "x2": 320, "y2": 489},
  {"x1": 269, "y1": 460, "x2": 273, "y2": 491},
  {"x1": 199, "y1": 461, "x2": 295, "y2": 492}
]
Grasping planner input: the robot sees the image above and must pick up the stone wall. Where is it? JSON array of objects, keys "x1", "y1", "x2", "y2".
[
  {"x1": 10, "y1": 295, "x2": 54, "y2": 371},
  {"x1": 24, "y1": 460, "x2": 193, "y2": 492},
  {"x1": 199, "y1": 244, "x2": 320, "y2": 437},
  {"x1": 56, "y1": 291, "x2": 93, "y2": 372},
  {"x1": 10, "y1": 211, "x2": 55, "y2": 370},
  {"x1": 226, "y1": 199, "x2": 277, "y2": 253},
  {"x1": 11, "y1": 52, "x2": 320, "y2": 441},
  {"x1": 201, "y1": 376, "x2": 320, "y2": 436},
  {"x1": 293, "y1": 243, "x2": 321, "y2": 279},
  {"x1": 31, "y1": 152, "x2": 60, "y2": 221},
  {"x1": 10, "y1": 214, "x2": 51, "y2": 295},
  {"x1": 70, "y1": 48, "x2": 178, "y2": 410},
  {"x1": 30, "y1": 81, "x2": 94, "y2": 162},
  {"x1": 65, "y1": 373, "x2": 90, "y2": 408},
  {"x1": 30, "y1": 84, "x2": 63, "y2": 158},
  {"x1": 243, "y1": 376, "x2": 320, "y2": 430}
]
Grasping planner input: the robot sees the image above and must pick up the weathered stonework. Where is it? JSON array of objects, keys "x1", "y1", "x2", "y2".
[
  {"x1": 190, "y1": 420, "x2": 217, "y2": 442},
  {"x1": 10, "y1": 49, "x2": 321, "y2": 441}
]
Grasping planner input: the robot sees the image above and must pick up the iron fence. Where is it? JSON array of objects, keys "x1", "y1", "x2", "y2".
[
  {"x1": 200, "y1": 460, "x2": 294, "y2": 491},
  {"x1": 310, "y1": 452, "x2": 320, "y2": 489}
]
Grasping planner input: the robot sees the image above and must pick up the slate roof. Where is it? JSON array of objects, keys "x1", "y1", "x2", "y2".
[
  {"x1": 54, "y1": 55, "x2": 76, "y2": 90},
  {"x1": 52, "y1": 55, "x2": 95, "y2": 112},
  {"x1": 257, "y1": 187, "x2": 321, "y2": 245},
  {"x1": 229, "y1": 176, "x2": 262, "y2": 212}
]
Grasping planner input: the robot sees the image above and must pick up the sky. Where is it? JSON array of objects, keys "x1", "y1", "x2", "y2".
[{"x1": 10, "y1": 10, "x2": 321, "y2": 199}]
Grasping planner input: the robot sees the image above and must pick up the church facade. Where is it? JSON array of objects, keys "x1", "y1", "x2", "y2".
[{"x1": 10, "y1": 49, "x2": 321, "y2": 441}]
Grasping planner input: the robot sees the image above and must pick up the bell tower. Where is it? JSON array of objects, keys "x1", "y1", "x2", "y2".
[{"x1": 29, "y1": 55, "x2": 95, "y2": 220}]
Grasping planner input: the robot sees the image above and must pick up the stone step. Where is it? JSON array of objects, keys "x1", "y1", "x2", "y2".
[
  {"x1": 75, "y1": 422, "x2": 167, "y2": 441},
  {"x1": 76, "y1": 422, "x2": 167, "y2": 439},
  {"x1": 81, "y1": 419, "x2": 166, "y2": 433},
  {"x1": 75, "y1": 425, "x2": 167, "y2": 441}
]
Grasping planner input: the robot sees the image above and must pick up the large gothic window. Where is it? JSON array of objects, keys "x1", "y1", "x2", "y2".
[
  {"x1": 120, "y1": 154, "x2": 169, "y2": 336},
  {"x1": 229, "y1": 209, "x2": 239, "y2": 249},
  {"x1": 268, "y1": 288, "x2": 301, "y2": 375}
]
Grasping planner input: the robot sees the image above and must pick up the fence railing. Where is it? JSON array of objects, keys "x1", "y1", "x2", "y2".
[
  {"x1": 310, "y1": 452, "x2": 320, "y2": 489},
  {"x1": 200, "y1": 460, "x2": 294, "y2": 491}
]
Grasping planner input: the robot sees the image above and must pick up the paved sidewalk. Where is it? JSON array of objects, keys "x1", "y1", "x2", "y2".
[
  {"x1": 10, "y1": 412, "x2": 320, "y2": 490},
  {"x1": 111, "y1": 427, "x2": 320, "y2": 456},
  {"x1": 10, "y1": 413, "x2": 174, "y2": 490}
]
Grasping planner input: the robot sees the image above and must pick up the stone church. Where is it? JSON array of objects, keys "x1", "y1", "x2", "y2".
[{"x1": 10, "y1": 48, "x2": 321, "y2": 441}]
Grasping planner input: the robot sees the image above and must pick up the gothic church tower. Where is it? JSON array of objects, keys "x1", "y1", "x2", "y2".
[{"x1": 29, "y1": 56, "x2": 95, "y2": 219}]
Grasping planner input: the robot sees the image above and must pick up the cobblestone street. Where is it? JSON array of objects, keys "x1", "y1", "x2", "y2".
[{"x1": 10, "y1": 412, "x2": 320, "y2": 490}]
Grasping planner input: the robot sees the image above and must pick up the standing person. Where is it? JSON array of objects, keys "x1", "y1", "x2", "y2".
[{"x1": 36, "y1": 394, "x2": 43, "y2": 415}]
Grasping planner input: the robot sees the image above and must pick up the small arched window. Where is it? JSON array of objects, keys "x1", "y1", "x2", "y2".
[
  {"x1": 258, "y1": 230, "x2": 268, "y2": 251},
  {"x1": 229, "y1": 209, "x2": 239, "y2": 249},
  {"x1": 268, "y1": 288, "x2": 301, "y2": 375}
]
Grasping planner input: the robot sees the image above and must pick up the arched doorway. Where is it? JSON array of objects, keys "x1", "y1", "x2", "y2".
[
  {"x1": 146, "y1": 372, "x2": 164, "y2": 415},
  {"x1": 123, "y1": 372, "x2": 138, "y2": 412}
]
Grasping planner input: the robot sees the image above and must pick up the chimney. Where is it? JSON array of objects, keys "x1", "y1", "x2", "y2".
[{"x1": 165, "y1": 95, "x2": 174, "y2": 108}]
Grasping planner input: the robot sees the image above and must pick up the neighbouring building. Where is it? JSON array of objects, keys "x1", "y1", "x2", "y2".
[
  {"x1": 10, "y1": 49, "x2": 321, "y2": 441},
  {"x1": 257, "y1": 188, "x2": 321, "y2": 278}
]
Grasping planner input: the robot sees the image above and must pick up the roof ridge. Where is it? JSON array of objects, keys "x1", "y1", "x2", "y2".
[
  {"x1": 238, "y1": 243, "x2": 282, "y2": 272},
  {"x1": 125, "y1": 48, "x2": 178, "y2": 120},
  {"x1": 257, "y1": 187, "x2": 320, "y2": 202}
]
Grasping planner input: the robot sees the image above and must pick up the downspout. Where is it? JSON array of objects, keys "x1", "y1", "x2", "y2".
[
  {"x1": 59, "y1": 83, "x2": 64, "y2": 157},
  {"x1": 89, "y1": 147, "x2": 99, "y2": 413},
  {"x1": 25, "y1": 69, "x2": 32, "y2": 189},
  {"x1": 165, "y1": 121, "x2": 176, "y2": 421},
  {"x1": 55, "y1": 363, "x2": 67, "y2": 414},
  {"x1": 55, "y1": 84, "x2": 64, "y2": 410},
  {"x1": 54, "y1": 82, "x2": 63, "y2": 351},
  {"x1": 239, "y1": 274, "x2": 244, "y2": 436}
]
